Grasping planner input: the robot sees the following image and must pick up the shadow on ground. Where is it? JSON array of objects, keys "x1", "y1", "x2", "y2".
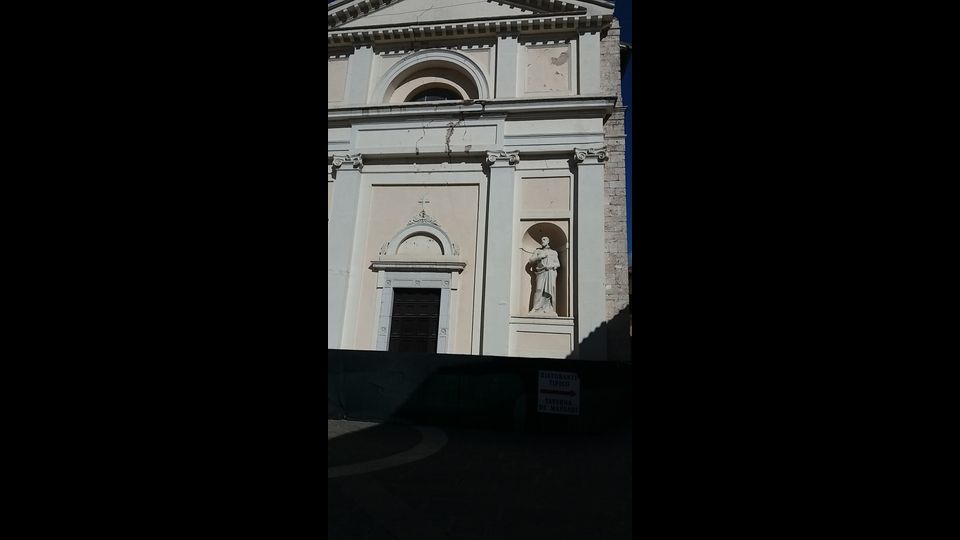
[
  {"x1": 328, "y1": 422, "x2": 423, "y2": 467},
  {"x1": 327, "y1": 307, "x2": 632, "y2": 539}
]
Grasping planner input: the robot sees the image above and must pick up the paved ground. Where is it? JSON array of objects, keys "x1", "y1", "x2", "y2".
[
  {"x1": 328, "y1": 421, "x2": 424, "y2": 467},
  {"x1": 327, "y1": 419, "x2": 632, "y2": 540}
]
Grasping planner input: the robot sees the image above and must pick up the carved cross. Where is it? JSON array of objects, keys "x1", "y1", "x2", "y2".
[
  {"x1": 414, "y1": 194, "x2": 432, "y2": 220},
  {"x1": 408, "y1": 192, "x2": 439, "y2": 226}
]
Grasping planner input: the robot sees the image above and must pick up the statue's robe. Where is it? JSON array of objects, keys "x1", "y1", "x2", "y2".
[{"x1": 531, "y1": 248, "x2": 560, "y2": 313}]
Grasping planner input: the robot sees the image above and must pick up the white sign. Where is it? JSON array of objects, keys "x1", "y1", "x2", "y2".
[{"x1": 537, "y1": 370, "x2": 580, "y2": 415}]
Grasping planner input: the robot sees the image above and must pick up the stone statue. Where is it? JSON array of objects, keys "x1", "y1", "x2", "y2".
[{"x1": 529, "y1": 236, "x2": 560, "y2": 315}]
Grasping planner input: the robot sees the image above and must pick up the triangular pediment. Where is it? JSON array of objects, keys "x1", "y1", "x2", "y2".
[{"x1": 329, "y1": 0, "x2": 613, "y2": 30}]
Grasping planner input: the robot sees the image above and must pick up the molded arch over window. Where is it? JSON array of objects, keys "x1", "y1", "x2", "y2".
[
  {"x1": 372, "y1": 49, "x2": 490, "y2": 104},
  {"x1": 380, "y1": 222, "x2": 459, "y2": 258}
]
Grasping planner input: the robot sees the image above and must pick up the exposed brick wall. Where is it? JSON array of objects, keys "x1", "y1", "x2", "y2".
[{"x1": 601, "y1": 18, "x2": 630, "y2": 361}]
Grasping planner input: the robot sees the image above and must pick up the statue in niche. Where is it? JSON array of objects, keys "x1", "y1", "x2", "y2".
[{"x1": 528, "y1": 236, "x2": 561, "y2": 315}]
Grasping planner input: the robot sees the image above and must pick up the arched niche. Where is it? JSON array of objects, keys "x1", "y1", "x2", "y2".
[
  {"x1": 372, "y1": 49, "x2": 490, "y2": 104},
  {"x1": 519, "y1": 222, "x2": 570, "y2": 317}
]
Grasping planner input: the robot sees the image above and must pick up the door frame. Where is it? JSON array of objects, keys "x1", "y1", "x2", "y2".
[{"x1": 373, "y1": 269, "x2": 458, "y2": 353}]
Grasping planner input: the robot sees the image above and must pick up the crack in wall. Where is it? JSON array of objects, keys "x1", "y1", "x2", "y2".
[
  {"x1": 444, "y1": 114, "x2": 465, "y2": 155},
  {"x1": 415, "y1": 119, "x2": 435, "y2": 155},
  {"x1": 414, "y1": 2, "x2": 436, "y2": 24}
]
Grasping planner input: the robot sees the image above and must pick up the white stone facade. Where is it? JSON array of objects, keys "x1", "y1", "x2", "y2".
[{"x1": 328, "y1": 0, "x2": 627, "y2": 360}]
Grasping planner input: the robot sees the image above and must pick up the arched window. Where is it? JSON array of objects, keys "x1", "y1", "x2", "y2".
[
  {"x1": 372, "y1": 49, "x2": 490, "y2": 104},
  {"x1": 408, "y1": 87, "x2": 461, "y2": 102}
]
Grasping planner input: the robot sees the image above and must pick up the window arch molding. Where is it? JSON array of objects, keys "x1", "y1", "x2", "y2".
[
  {"x1": 380, "y1": 221, "x2": 458, "y2": 257},
  {"x1": 371, "y1": 49, "x2": 490, "y2": 104}
]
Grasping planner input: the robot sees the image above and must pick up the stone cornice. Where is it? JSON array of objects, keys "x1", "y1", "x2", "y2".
[
  {"x1": 370, "y1": 258, "x2": 467, "y2": 274},
  {"x1": 328, "y1": 0, "x2": 601, "y2": 33},
  {"x1": 328, "y1": 13, "x2": 613, "y2": 45},
  {"x1": 328, "y1": 96, "x2": 617, "y2": 122},
  {"x1": 331, "y1": 153, "x2": 363, "y2": 169}
]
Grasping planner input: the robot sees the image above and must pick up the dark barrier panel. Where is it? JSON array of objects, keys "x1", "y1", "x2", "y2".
[{"x1": 328, "y1": 349, "x2": 632, "y2": 433}]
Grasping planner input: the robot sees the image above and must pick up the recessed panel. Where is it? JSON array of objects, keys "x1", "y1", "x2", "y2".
[
  {"x1": 328, "y1": 57, "x2": 349, "y2": 103},
  {"x1": 524, "y1": 44, "x2": 572, "y2": 95},
  {"x1": 355, "y1": 184, "x2": 480, "y2": 354},
  {"x1": 521, "y1": 177, "x2": 570, "y2": 212},
  {"x1": 515, "y1": 331, "x2": 573, "y2": 357}
]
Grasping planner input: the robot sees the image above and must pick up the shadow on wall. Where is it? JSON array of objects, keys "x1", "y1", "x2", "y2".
[
  {"x1": 328, "y1": 306, "x2": 632, "y2": 434},
  {"x1": 524, "y1": 261, "x2": 538, "y2": 312},
  {"x1": 572, "y1": 304, "x2": 632, "y2": 363}
]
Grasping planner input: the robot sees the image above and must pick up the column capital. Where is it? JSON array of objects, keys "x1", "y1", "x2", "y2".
[
  {"x1": 331, "y1": 153, "x2": 363, "y2": 170},
  {"x1": 573, "y1": 147, "x2": 608, "y2": 164},
  {"x1": 485, "y1": 150, "x2": 520, "y2": 167}
]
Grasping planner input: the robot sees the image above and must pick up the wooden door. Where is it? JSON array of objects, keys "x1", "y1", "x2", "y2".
[{"x1": 388, "y1": 288, "x2": 441, "y2": 353}]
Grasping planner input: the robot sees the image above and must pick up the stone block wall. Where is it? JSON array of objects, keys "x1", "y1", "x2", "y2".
[{"x1": 600, "y1": 18, "x2": 630, "y2": 361}]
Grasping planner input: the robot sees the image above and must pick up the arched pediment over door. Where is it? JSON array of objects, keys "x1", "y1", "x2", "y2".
[{"x1": 370, "y1": 211, "x2": 466, "y2": 353}]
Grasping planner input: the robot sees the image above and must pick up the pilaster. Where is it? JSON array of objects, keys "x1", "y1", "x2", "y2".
[
  {"x1": 578, "y1": 31, "x2": 601, "y2": 95},
  {"x1": 495, "y1": 34, "x2": 519, "y2": 98},
  {"x1": 573, "y1": 147, "x2": 608, "y2": 359},
  {"x1": 481, "y1": 150, "x2": 520, "y2": 356},
  {"x1": 328, "y1": 153, "x2": 364, "y2": 348},
  {"x1": 345, "y1": 45, "x2": 374, "y2": 105}
]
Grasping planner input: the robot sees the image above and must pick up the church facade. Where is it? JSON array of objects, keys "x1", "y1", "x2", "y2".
[{"x1": 328, "y1": 0, "x2": 629, "y2": 360}]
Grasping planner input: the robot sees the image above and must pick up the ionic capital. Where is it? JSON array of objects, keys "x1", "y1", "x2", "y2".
[
  {"x1": 331, "y1": 153, "x2": 363, "y2": 169},
  {"x1": 573, "y1": 147, "x2": 608, "y2": 163},
  {"x1": 485, "y1": 150, "x2": 520, "y2": 167}
]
